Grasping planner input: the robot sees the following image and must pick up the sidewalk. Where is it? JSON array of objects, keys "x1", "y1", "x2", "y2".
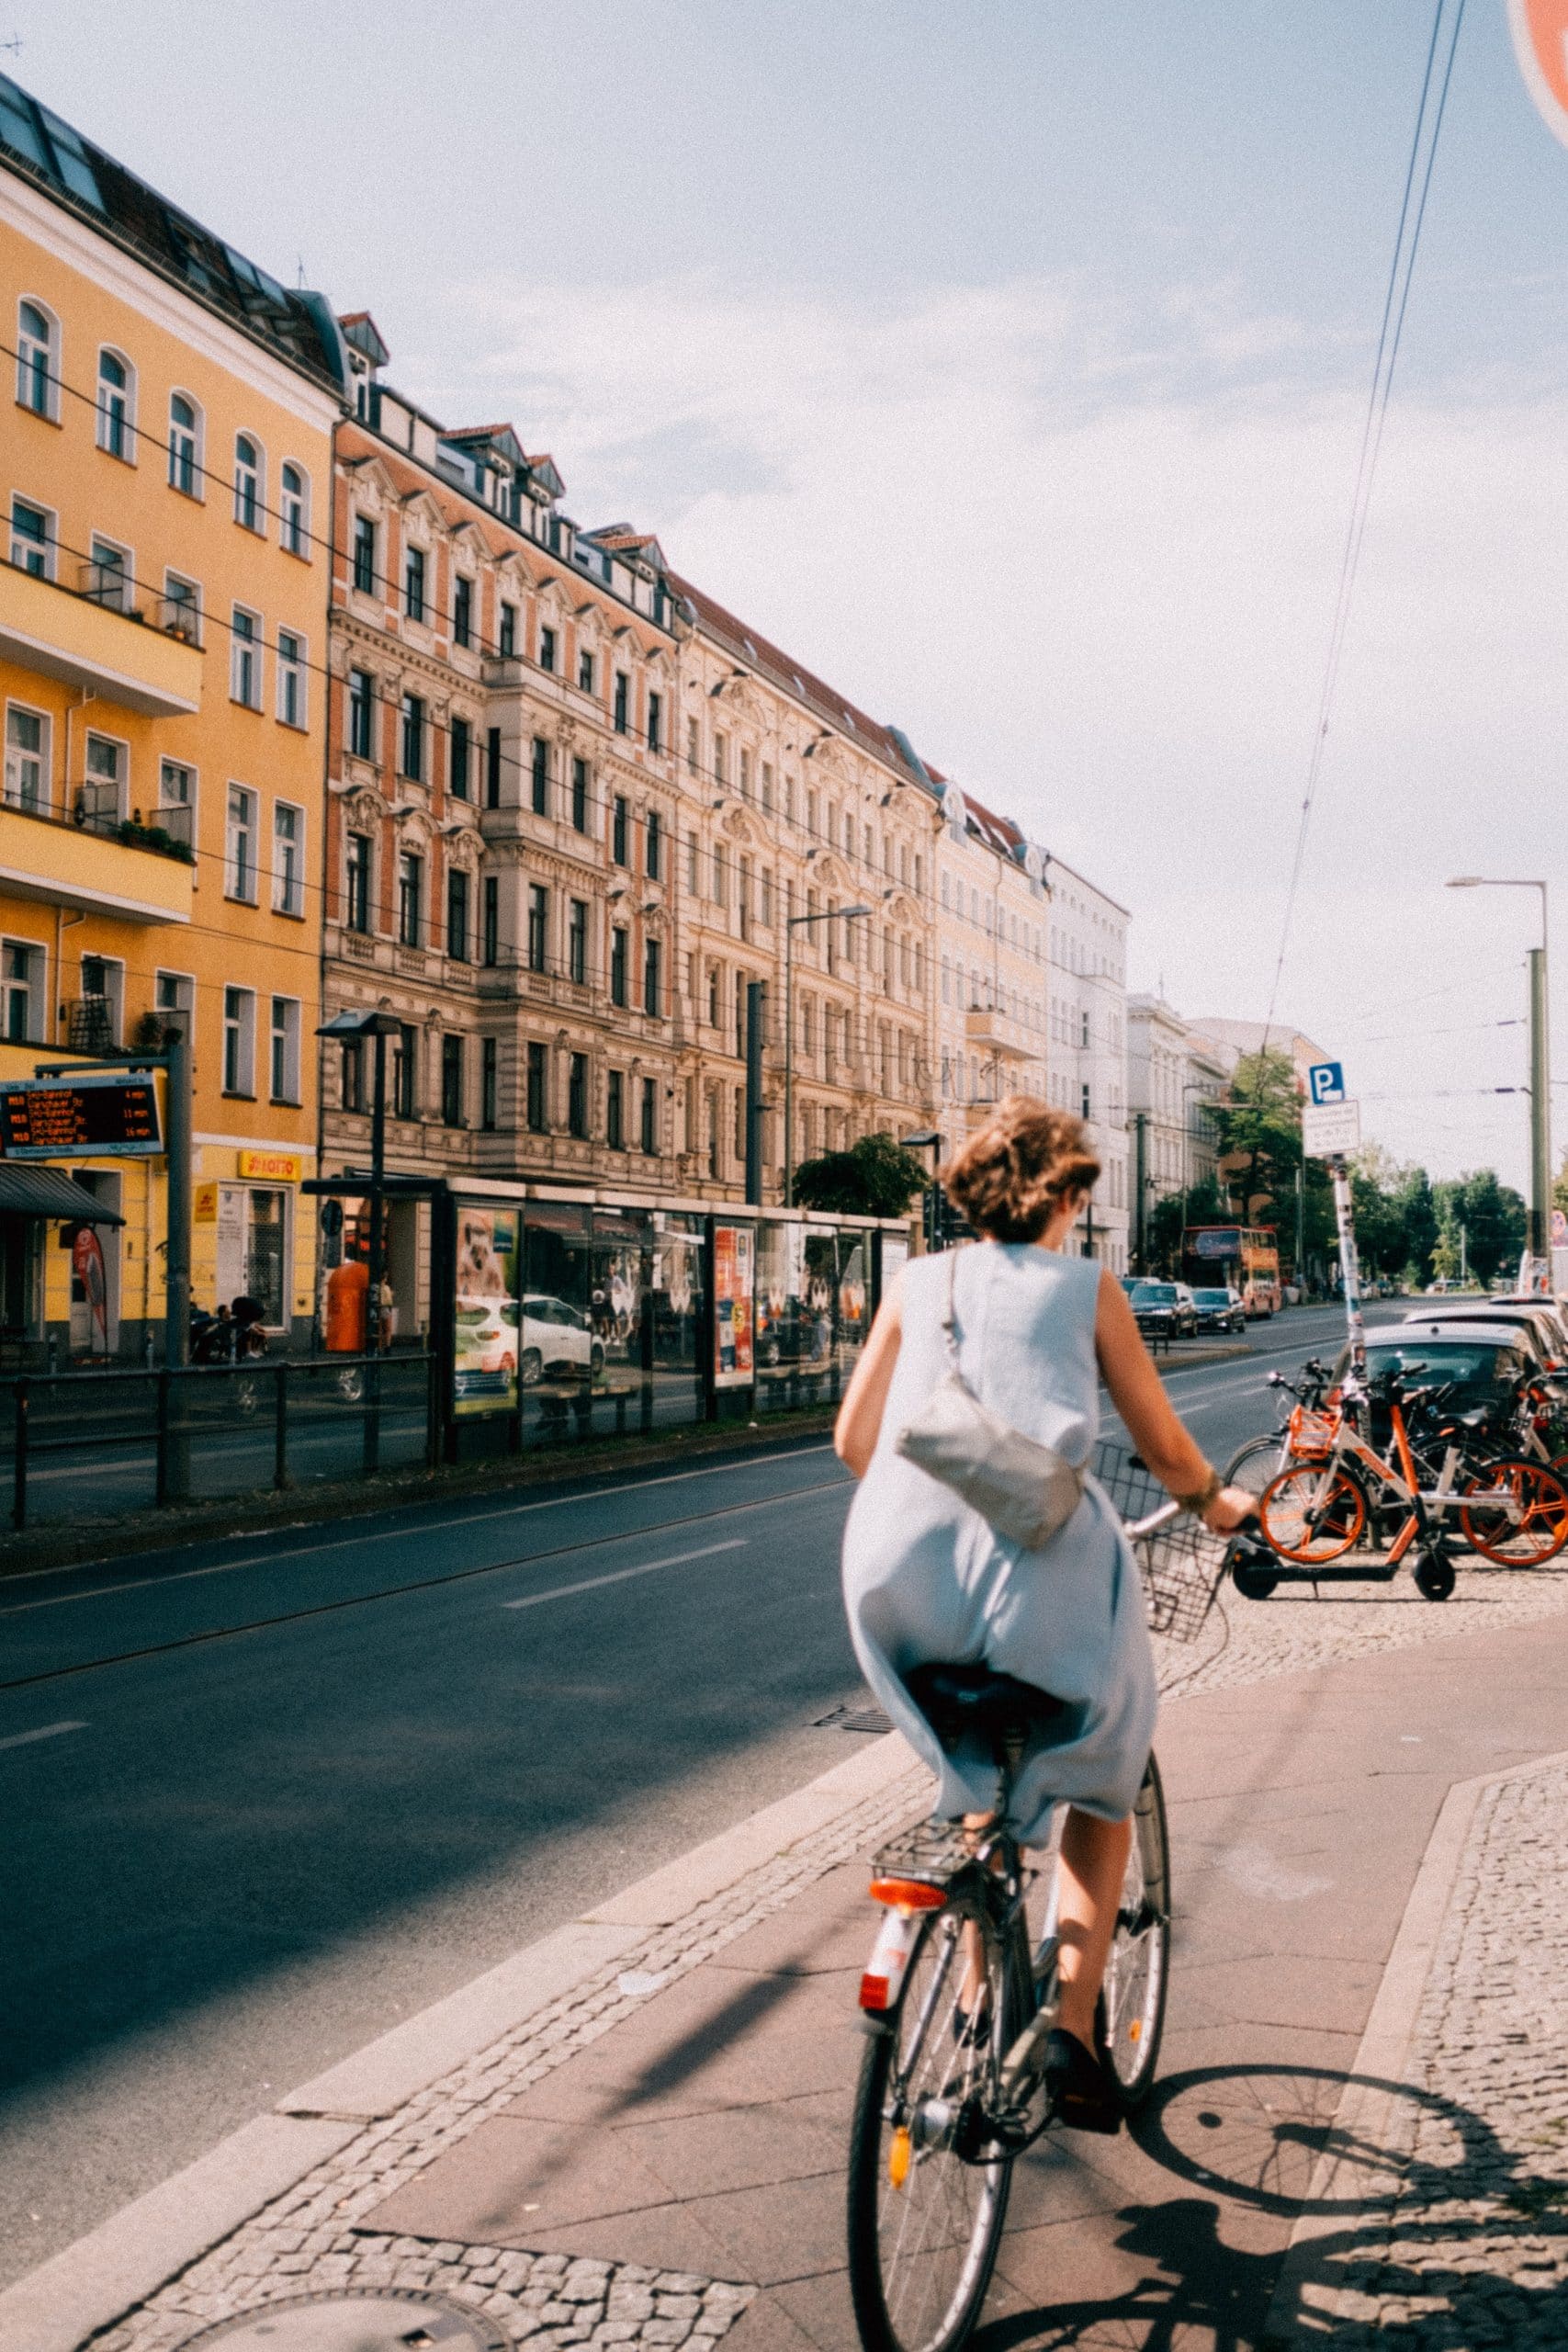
[{"x1": 11, "y1": 1562, "x2": 1568, "y2": 2351}]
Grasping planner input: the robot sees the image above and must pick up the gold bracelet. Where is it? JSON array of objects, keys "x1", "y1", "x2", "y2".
[{"x1": 1174, "y1": 1466, "x2": 1222, "y2": 1516}]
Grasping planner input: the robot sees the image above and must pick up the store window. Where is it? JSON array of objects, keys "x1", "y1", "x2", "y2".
[{"x1": 216, "y1": 1184, "x2": 288, "y2": 1326}]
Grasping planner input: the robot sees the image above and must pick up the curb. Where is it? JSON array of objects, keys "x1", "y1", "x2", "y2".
[
  {"x1": 1262, "y1": 1741, "x2": 1568, "y2": 2346},
  {"x1": 0, "y1": 1729, "x2": 915, "y2": 2352}
]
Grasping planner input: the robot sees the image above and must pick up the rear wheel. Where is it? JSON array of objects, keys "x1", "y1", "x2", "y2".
[
  {"x1": 1259, "y1": 1464, "x2": 1367, "y2": 1564},
  {"x1": 1224, "y1": 1433, "x2": 1290, "y2": 1504},
  {"x1": 847, "y1": 1898, "x2": 1023, "y2": 2352},
  {"x1": 1101, "y1": 1754, "x2": 1169, "y2": 2112},
  {"x1": 1459, "y1": 1458, "x2": 1568, "y2": 1566}
]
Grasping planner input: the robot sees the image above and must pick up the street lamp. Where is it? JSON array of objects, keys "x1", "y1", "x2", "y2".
[
  {"x1": 1446, "y1": 877, "x2": 1551, "y2": 1270},
  {"x1": 784, "y1": 903, "x2": 871, "y2": 1206},
  {"x1": 316, "y1": 1006, "x2": 403, "y2": 1356}
]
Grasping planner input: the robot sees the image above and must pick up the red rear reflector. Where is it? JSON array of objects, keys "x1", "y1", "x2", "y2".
[
  {"x1": 869, "y1": 1877, "x2": 947, "y2": 1911},
  {"x1": 860, "y1": 1973, "x2": 891, "y2": 2010}
]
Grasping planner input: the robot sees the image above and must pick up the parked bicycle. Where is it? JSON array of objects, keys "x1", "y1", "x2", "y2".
[{"x1": 846, "y1": 1446, "x2": 1235, "y2": 2352}]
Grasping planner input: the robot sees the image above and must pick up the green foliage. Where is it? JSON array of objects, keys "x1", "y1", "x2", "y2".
[
  {"x1": 1209, "y1": 1049, "x2": 1301, "y2": 1220},
  {"x1": 792, "y1": 1131, "x2": 929, "y2": 1218},
  {"x1": 1432, "y1": 1170, "x2": 1528, "y2": 1288}
]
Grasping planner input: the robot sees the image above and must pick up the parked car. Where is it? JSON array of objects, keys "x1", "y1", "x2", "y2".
[
  {"x1": 1129, "y1": 1281, "x2": 1199, "y2": 1340},
  {"x1": 1332, "y1": 1323, "x2": 1538, "y2": 1405},
  {"x1": 517, "y1": 1295, "x2": 605, "y2": 1385},
  {"x1": 1190, "y1": 1285, "x2": 1246, "y2": 1335},
  {"x1": 1402, "y1": 1299, "x2": 1564, "y2": 1369}
]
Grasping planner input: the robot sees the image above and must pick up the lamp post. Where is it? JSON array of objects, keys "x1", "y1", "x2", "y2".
[
  {"x1": 318, "y1": 1006, "x2": 403, "y2": 1468},
  {"x1": 784, "y1": 903, "x2": 870, "y2": 1206},
  {"x1": 1446, "y1": 877, "x2": 1551, "y2": 1271}
]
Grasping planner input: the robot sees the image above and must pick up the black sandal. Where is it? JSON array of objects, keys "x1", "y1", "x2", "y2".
[{"x1": 1043, "y1": 2027, "x2": 1122, "y2": 2135}]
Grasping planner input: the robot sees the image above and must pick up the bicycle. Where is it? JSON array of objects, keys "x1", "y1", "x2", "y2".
[{"x1": 845, "y1": 1448, "x2": 1227, "y2": 2352}]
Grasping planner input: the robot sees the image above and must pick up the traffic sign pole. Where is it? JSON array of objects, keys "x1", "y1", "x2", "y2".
[{"x1": 1329, "y1": 1153, "x2": 1366, "y2": 1374}]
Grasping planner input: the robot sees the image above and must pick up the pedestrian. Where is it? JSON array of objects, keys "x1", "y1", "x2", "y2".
[{"x1": 835, "y1": 1096, "x2": 1252, "y2": 2132}]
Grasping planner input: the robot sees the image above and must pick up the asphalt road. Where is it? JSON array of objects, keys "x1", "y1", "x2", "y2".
[{"x1": 0, "y1": 1295, "x2": 1404, "y2": 2289}]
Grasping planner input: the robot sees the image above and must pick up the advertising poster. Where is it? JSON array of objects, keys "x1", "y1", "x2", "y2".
[
  {"x1": 453, "y1": 1204, "x2": 522, "y2": 1416},
  {"x1": 713, "y1": 1223, "x2": 755, "y2": 1387}
]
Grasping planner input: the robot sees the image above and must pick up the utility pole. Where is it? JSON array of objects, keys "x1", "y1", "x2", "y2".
[
  {"x1": 1133, "y1": 1112, "x2": 1147, "y2": 1272},
  {"x1": 1447, "y1": 876, "x2": 1551, "y2": 1278},
  {"x1": 1328, "y1": 1152, "x2": 1366, "y2": 1373},
  {"x1": 744, "y1": 981, "x2": 765, "y2": 1204}
]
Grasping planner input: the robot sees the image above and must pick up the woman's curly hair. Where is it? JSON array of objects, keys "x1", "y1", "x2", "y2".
[{"x1": 941, "y1": 1095, "x2": 1100, "y2": 1245}]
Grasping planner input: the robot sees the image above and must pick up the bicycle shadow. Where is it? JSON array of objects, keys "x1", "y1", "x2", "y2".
[{"x1": 968, "y1": 2058, "x2": 1568, "y2": 2348}]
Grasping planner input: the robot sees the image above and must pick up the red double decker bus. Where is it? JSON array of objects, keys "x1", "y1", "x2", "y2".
[{"x1": 1181, "y1": 1224, "x2": 1281, "y2": 1317}]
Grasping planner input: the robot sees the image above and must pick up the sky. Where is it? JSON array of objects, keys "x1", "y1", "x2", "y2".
[{"x1": 7, "y1": 0, "x2": 1567, "y2": 1191}]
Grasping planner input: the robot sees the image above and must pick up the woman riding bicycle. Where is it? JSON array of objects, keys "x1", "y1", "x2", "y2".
[{"x1": 835, "y1": 1098, "x2": 1252, "y2": 2131}]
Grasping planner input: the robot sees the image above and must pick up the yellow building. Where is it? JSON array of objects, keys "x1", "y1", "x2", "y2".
[{"x1": 0, "y1": 79, "x2": 345, "y2": 1355}]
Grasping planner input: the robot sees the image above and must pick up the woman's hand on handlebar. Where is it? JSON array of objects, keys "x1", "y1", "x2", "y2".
[{"x1": 1201, "y1": 1485, "x2": 1258, "y2": 1534}]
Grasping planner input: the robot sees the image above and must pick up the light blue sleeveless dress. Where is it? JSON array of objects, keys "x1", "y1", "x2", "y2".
[{"x1": 841, "y1": 1243, "x2": 1157, "y2": 1839}]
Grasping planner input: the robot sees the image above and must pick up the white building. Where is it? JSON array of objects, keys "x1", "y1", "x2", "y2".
[
  {"x1": 1127, "y1": 995, "x2": 1229, "y2": 1269},
  {"x1": 932, "y1": 782, "x2": 1051, "y2": 1161},
  {"x1": 1045, "y1": 860, "x2": 1131, "y2": 1271}
]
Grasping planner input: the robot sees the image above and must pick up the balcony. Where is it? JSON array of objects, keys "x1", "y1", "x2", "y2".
[
  {"x1": 0, "y1": 556, "x2": 202, "y2": 718},
  {"x1": 964, "y1": 1003, "x2": 1034, "y2": 1065},
  {"x1": 0, "y1": 800, "x2": 195, "y2": 924}
]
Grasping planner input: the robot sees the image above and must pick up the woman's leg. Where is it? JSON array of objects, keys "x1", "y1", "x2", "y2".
[{"x1": 1054, "y1": 1805, "x2": 1133, "y2": 2052}]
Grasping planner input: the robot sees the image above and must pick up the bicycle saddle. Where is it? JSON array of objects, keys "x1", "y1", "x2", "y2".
[{"x1": 903, "y1": 1662, "x2": 1066, "y2": 1758}]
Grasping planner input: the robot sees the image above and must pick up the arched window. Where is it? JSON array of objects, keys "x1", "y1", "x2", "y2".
[
  {"x1": 279, "y1": 461, "x2": 308, "y2": 556},
  {"x1": 16, "y1": 300, "x2": 57, "y2": 419},
  {"x1": 168, "y1": 392, "x2": 201, "y2": 496},
  {"x1": 96, "y1": 348, "x2": 133, "y2": 459},
  {"x1": 233, "y1": 433, "x2": 262, "y2": 531}
]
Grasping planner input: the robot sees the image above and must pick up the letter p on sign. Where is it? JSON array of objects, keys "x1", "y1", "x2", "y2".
[
  {"x1": 1308, "y1": 1062, "x2": 1345, "y2": 1107},
  {"x1": 1509, "y1": 0, "x2": 1568, "y2": 147}
]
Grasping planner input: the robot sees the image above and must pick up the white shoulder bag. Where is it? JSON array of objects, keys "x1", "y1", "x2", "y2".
[{"x1": 894, "y1": 1250, "x2": 1085, "y2": 1550}]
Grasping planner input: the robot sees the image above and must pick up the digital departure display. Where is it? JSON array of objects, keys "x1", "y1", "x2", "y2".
[{"x1": 0, "y1": 1076, "x2": 163, "y2": 1158}]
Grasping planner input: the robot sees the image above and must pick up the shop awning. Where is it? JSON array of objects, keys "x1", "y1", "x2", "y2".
[{"x1": 0, "y1": 1166, "x2": 126, "y2": 1224}]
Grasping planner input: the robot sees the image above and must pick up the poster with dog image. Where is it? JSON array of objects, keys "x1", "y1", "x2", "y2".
[{"x1": 453, "y1": 1204, "x2": 521, "y2": 1414}]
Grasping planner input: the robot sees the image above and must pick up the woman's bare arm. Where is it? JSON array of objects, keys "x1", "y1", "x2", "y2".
[
  {"x1": 834, "y1": 1279, "x2": 903, "y2": 1478},
  {"x1": 1095, "y1": 1272, "x2": 1252, "y2": 1530}
]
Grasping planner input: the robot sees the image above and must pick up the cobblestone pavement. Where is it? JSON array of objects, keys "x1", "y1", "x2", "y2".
[
  {"x1": 83, "y1": 1556, "x2": 1568, "y2": 2351},
  {"x1": 1299, "y1": 1758, "x2": 1568, "y2": 2348}
]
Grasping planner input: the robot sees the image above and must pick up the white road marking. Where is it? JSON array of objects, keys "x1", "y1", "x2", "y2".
[
  {"x1": 502, "y1": 1538, "x2": 747, "y2": 1611},
  {"x1": 1215, "y1": 1843, "x2": 1333, "y2": 1902},
  {"x1": 0, "y1": 1719, "x2": 85, "y2": 1751}
]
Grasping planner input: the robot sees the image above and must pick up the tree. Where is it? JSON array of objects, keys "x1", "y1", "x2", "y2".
[
  {"x1": 792, "y1": 1131, "x2": 930, "y2": 1218},
  {"x1": 1209, "y1": 1049, "x2": 1301, "y2": 1222},
  {"x1": 1432, "y1": 1170, "x2": 1527, "y2": 1288}
]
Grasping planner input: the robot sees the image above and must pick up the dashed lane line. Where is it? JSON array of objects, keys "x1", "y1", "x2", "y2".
[
  {"x1": 0, "y1": 1720, "x2": 85, "y2": 1751},
  {"x1": 502, "y1": 1538, "x2": 748, "y2": 1611}
]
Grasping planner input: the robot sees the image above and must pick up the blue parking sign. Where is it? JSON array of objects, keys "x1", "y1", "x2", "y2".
[{"x1": 1308, "y1": 1061, "x2": 1345, "y2": 1106}]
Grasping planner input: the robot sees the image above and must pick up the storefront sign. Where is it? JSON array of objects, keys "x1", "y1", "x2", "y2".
[
  {"x1": 713, "y1": 1223, "x2": 755, "y2": 1387},
  {"x1": 194, "y1": 1182, "x2": 219, "y2": 1225},
  {"x1": 0, "y1": 1074, "x2": 161, "y2": 1159},
  {"x1": 452, "y1": 1204, "x2": 523, "y2": 1417},
  {"x1": 237, "y1": 1149, "x2": 303, "y2": 1183}
]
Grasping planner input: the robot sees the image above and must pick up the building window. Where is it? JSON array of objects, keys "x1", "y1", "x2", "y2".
[
  {"x1": 96, "y1": 348, "x2": 132, "y2": 459},
  {"x1": 539, "y1": 623, "x2": 557, "y2": 673},
  {"x1": 273, "y1": 802, "x2": 304, "y2": 916},
  {"x1": 226, "y1": 784, "x2": 257, "y2": 901},
  {"x1": 526, "y1": 884, "x2": 548, "y2": 971},
  {"x1": 643, "y1": 935, "x2": 661, "y2": 1018},
  {"x1": 761, "y1": 762, "x2": 773, "y2": 812},
  {"x1": 398, "y1": 851, "x2": 423, "y2": 946},
  {"x1": 712, "y1": 843, "x2": 726, "y2": 906},
  {"x1": 571, "y1": 756, "x2": 588, "y2": 832},
  {"x1": 740, "y1": 749, "x2": 752, "y2": 801},
  {"x1": 233, "y1": 434, "x2": 262, "y2": 531},
  {"x1": 352, "y1": 514, "x2": 377, "y2": 595},
  {"x1": 485, "y1": 726, "x2": 501, "y2": 808},
  {"x1": 647, "y1": 691, "x2": 661, "y2": 753},
  {"x1": 345, "y1": 831, "x2": 371, "y2": 933},
  {"x1": 646, "y1": 808, "x2": 662, "y2": 879},
  {"x1": 400, "y1": 692, "x2": 424, "y2": 780},
  {"x1": 341, "y1": 1037, "x2": 364, "y2": 1113},
  {"x1": 348, "y1": 668, "x2": 374, "y2": 762},
  {"x1": 568, "y1": 1052, "x2": 588, "y2": 1137},
  {"x1": 613, "y1": 671, "x2": 629, "y2": 734},
  {"x1": 708, "y1": 965, "x2": 720, "y2": 1029},
  {"x1": 9, "y1": 495, "x2": 51, "y2": 578},
  {"x1": 77, "y1": 954, "x2": 122, "y2": 1049},
  {"x1": 404, "y1": 544, "x2": 426, "y2": 622},
  {"x1": 85, "y1": 534, "x2": 130, "y2": 611},
  {"x1": 607, "y1": 1069, "x2": 624, "y2": 1149},
  {"x1": 480, "y1": 1036, "x2": 498, "y2": 1131},
  {"x1": 578, "y1": 648, "x2": 594, "y2": 695},
  {"x1": 568, "y1": 897, "x2": 588, "y2": 986},
  {"x1": 279, "y1": 461, "x2": 308, "y2": 554},
  {"x1": 452, "y1": 573, "x2": 472, "y2": 648},
  {"x1": 163, "y1": 570, "x2": 200, "y2": 645},
  {"x1": 639, "y1": 1076, "x2": 657, "y2": 1156},
  {"x1": 231, "y1": 606, "x2": 262, "y2": 707},
  {"x1": 530, "y1": 736, "x2": 548, "y2": 816},
  {"x1": 610, "y1": 925, "x2": 627, "y2": 1007},
  {"x1": 166, "y1": 392, "x2": 200, "y2": 496},
  {"x1": 1081, "y1": 1082, "x2": 1091, "y2": 1122},
  {"x1": 499, "y1": 600, "x2": 516, "y2": 657},
  {"x1": 686, "y1": 716, "x2": 699, "y2": 775},
  {"x1": 482, "y1": 875, "x2": 499, "y2": 965},
  {"x1": 526, "y1": 1040, "x2": 547, "y2": 1132},
  {"x1": 222, "y1": 986, "x2": 255, "y2": 1094},
  {"x1": 276, "y1": 629, "x2": 306, "y2": 729},
  {"x1": 447, "y1": 867, "x2": 469, "y2": 962},
  {"x1": 3, "y1": 942, "x2": 41, "y2": 1042},
  {"x1": 270, "y1": 996, "x2": 301, "y2": 1102},
  {"x1": 17, "y1": 299, "x2": 56, "y2": 418},
  {"x1": 441, "y1": 1034, "x2": 465, "y2": 1126},
  {"x1": 714, "y1": 733, "x2": 728, "y2": 789},
  {"x1": 5, "y1": 707, "x2": 48, "y2": 812},
  {"x1": 449, "y1": 714, "x2": 471, "y2": 799},
  {"x1": 392, "y1": 1024, "x2": 416, "y2": 1120},
  {"x1": 612, "y1": 794, "x2": 628, "y2": 865}
]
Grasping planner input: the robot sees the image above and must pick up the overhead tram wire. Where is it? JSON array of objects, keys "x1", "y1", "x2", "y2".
[{"x1": 1260, "y1": 0, "x2": 1467, "y2": 1051}]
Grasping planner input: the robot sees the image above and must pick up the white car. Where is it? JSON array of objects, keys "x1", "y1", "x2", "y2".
[{"x1": 517, "y1": 1294, "x2": 604, "y2": 1386}]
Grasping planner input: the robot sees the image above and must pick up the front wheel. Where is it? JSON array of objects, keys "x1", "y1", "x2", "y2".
[
  {"x1": 1259, "y1": 1464, "x2": 1367, "y2": 1564},
  {"x1": 847, "y1": 1904, "x2": 1021, "y2": 2352},
  {"x1": 1459, "y1": 1458, "x2": 1568, "y2": 1566},
  {"x1": 1224, "y1": 1432, "x2": 1290, "y2": 1505},
  {"x1": 1101, "y1": 1753, "x2": 1170, "y2": 2111}
]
